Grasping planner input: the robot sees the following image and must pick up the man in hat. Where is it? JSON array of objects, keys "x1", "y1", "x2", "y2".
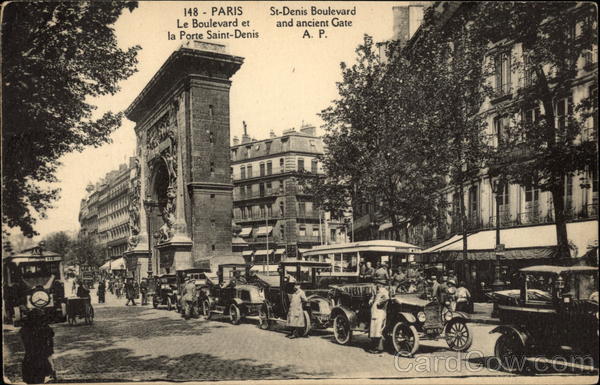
[
  {"x1": 374, "y1": 262, "x2": 390, "y2": 282},
  {"x1": 124, "y1": 278, "x2": 136, "y2": 306},
  {"x1": 286, "y1": 281, "x2": 308, "y2": 338},
  {"x1": 140, "y1": 278, "x2": 149, "y2": 305},
  {"x1": 367, "y1": 279, "x2": 389, "y2": 354},
  {"x1": 181, "y1": 274, "x2": 197, "y2": 319}
]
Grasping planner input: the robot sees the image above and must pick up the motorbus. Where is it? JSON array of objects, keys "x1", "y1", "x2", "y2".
[
  {"x1": 3, "y1": 245, "x2": 67, "y2": 325},
  {"x1": 301, "y1": 240, "x2": 421, "y2": 286}
]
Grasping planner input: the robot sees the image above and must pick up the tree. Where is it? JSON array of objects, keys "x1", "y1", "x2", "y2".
[
  {"x1": 2, "y1": 1, "x2": 140, "y2": 237},
  {"x1": 43, "y1": 231, "x2": 72, "y2": 257},
  {"x1": 314, "y1": 36, "x2": 448, "y2": 241},
  {"x1": 475, "y1": 2, "x2": 598, "y2": 257},
  {"x1": 405, "y1": 5, "x2": 493, "y2": 255},
  {"x1": 67, "y1": 234, "x2": 104, "y2": 267}
]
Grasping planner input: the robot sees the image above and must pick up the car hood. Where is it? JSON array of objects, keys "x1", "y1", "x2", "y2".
[{"x1": 392, "y1": 294, "x2": 429, "y2": 308}]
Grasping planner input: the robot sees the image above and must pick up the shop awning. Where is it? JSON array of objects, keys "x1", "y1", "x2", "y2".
[
  {"x1": 254, "y1": 249, "x2": 274, "y2": 256},
  {"x1": 274, "y1": 248, "x2": 286, "y2": 255},
  {"x1": 110, "y1": 257, "x2": 126, "y2": 270},
  {"x1": 242, "y1": 250, "x2": 254, "y2": 256},
  {"x1": 299, "y1": 248, "x2": 310, "y2": 254},
  {"x1": 254, "y1": 226, "x2": 273, "y2": 236},
  {"x1": 99, "y1": 261, "x2": 111, "y2": 271},
  {"x1": 378, "y1": 222, "x2": 393, "y2": 231},
  {"x1": 421, "y1": 220, "x2": 598, "y2": 262},
  {"x1": 239, "y1": 227, "x2": 253, "y2": 237}
]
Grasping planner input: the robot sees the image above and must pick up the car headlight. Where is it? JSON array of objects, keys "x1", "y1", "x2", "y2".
[
  {"x1": 417, "y1": 311, "x2": 426, "y2": 322},
  {"x1": 444, "y1": 311, "x2": 453, "y2": 321},
  {"x1": 30, "y1": 290, "x2": 50, "y2": 308}
]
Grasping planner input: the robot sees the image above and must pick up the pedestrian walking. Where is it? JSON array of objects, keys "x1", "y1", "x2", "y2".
[
  {"x1": 140, "y1": 278, "x2": 148, "y2": 305},
  {"x1": 19, "y1": 309, "x2": 56, "y2": 384},
  {"x1": 367, "y1": 280, "x2": 389, "y2": 354},
  {"x1": 286, "y1": 282, "x2": 308, "y2": 338},
  {"x1": 97, "y1": 280, "x2": 106, "y2": 304},
  {"x1": 125, "y1": 278, "x2": 136, "y2": 306},
  {"x1": 77, "y1": 280, "x2": 90, "y2": 298},
  {"x1": 455, "y1": 281, "x2": 472, "y2": 313},
  {"x1": 133, "y1": 280, "x2": 140, "y2": 300},
  {"x1": 181, "y1": 274, "x2": 197, "y2": 319}
]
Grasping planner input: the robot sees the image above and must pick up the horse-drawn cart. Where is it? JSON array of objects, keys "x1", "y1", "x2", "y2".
[{"x1": 66, "y1": 297, "x2": 94, "y2": 325}]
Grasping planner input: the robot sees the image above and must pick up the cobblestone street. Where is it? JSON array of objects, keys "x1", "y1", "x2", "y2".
[{"x1": 3, "y1": 291, "x2": 595, "y2": 383}]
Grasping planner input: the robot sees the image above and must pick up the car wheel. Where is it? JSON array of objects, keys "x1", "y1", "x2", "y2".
[
  {"x1": 229, "y1": 304, "x2": 241, "y2": 325},
  {"x1": 300, "y1": 311, "x2": 312, "y2": 337},
  {"x1": 167, "y1": 297, "x2": 173, "y2": 311},
  {"x1": 392, "y1": 322, "x2": 420, "y2": 357},
  {"x1": 494, "y1": 331, "x2": 528, "y2": 373},
  {"x1": 258, "y1": 305, "x2": 271, "y2": 330},
  {"x1": 445, "y1": 319, "x2": 473, "y2": 351},
  {"x1": 333, "y1": 314, "x2": 352, "y2": 345}
]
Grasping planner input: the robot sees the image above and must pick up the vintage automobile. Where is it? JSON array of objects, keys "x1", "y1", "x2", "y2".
[
  {"x1": 488, "y1": 265, "x2": 599, "y2": 372},
  {"x1": 174, "y1": 268, "x2": 211, "y2": 314},
  {"x1": 66, "y1": 297, "x2": 94, "y2": 325},
  {"x1": 3, "y1": 245, "x2": 67, "y2": 325},
  {"x1": 330, "y1": 280, "x2": 473, "y2": 357},
  {"x1": 152, "y1": 274, "x2": 179, "y2": 310},
  {"x1": 198, "y1": 264, "x2": 265, "y2": 324},
  {"x1": 257, "y1": 261, "x2": 334, "y2": 336}
]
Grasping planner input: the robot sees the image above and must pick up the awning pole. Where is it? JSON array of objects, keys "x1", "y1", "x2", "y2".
[{"x1": 266, "y1": 209, "x2": 269, "y2": 273}]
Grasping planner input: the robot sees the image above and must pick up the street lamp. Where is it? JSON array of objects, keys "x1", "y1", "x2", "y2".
[
  {"x1": 143, "y1": 195, "x2": 159, "y2": 276},
  {"x1": 491, "y1": 178, "x2": 505, "y2": 291}
]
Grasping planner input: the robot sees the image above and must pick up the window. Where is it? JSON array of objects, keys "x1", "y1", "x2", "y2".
[
  {"x1": 260, "y1": 205, "x2": 265, "y2": 218},
  {"x1": 555, "y1": 95, "x2": 573, "y2": 133},
  {"x1": 298, "y1": 202, "x2": 306, "y2": 216},
  {"x1": 210, "y1": 162, "x2": 215, "y2": 176},
  {"x1": 268, "y1": 204, "x2": 273, "y2": 217},
  {"x1": 279, "y1": 180, "x2": 285, "y2": 194},
  {"x1": 247, "y1": 165, "x2": 253, "y2": 178},
  {"x1": 280, "y1": 225, "x2": 285, "y2": 239},
  {"x1": 265, "y1": 141, "x2": 272, "y2": 154},
  {"x1": 564, "y1": 174, "x2": 573, "y2": 211},
  {"x1": 585, "y1": 86, "x2": 598, "y2": 141},
  {"x1": 468, "y1": 185, "x2": 478, "y2": 219},
  {"x1": 330, "y1": 229, "x2": 337, "y2": 242},
  {"x1": 209, "y1": 105, "x2": 214, "y2": 118},
  {"x1": 240, "y1": 166, "x2": 246, "y2": 179},
  {"x1": 498, "y1": 184, "x2": 509, "y2": 206},
  {"x1": 299, "y1": 226, "x2": 306, "y2": 236},
  {"x1": 259, "y1": 183, "x2": 265, "y2": 197},
  {"x1": 311, "y1": 159, "x2": 318, "y2": 173},
  {"x1": 232, "y1": 149, "x2": 237, "y2": 161},
  {"x1": 312, "y1": 227, "x2": 320, "y2": 237},
  {"x1": 494, "y1": 52, "x2": 511, "y2": 95},
  {"x1": 525, "y1": 186, "x2": 540, "y2": 203},
  {"x1": 523, "y1": 52, "x2": 536, "y2": 88},
  {"x1": 279, "y1": 201, "x2": 285, "y2": 216},
  {"x1": 298, "y1": 158, "x2": 305, "y2": 171},
  {"x1": 280, "y1": 158, "x2": 285, "y2": 172},
  {"x1": 266, "y1": 182, "x2": 272, "y2": 195},
  {"x1": 493, "y1": 115, "x2": 510, "y2": 146},
  {"x1": 266, "y1": 161, "x2": 272, "y2": 175},
  {"x1": 209, "y1": 131, "x2": 214, "y2": 144},
  {"x1": 259, "y1": 162, "x2": 265, "y2": 176}
]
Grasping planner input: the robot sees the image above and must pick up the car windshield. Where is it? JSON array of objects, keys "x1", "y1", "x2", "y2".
[
  {"x1": 283, "y1": 265, "x2": 329, "y2": 284},
  {"x1": 18, "y1": 262, "x2": 61, "y2": 279}
]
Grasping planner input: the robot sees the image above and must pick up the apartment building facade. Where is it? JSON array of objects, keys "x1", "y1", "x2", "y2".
[{"x1": 231, "y1": 124, "x2": 346, "y2": 265}]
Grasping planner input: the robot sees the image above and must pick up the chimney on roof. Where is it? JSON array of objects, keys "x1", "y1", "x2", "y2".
[
  {"x1": 269, "y1": 130, "x2": 276, "y2": 139},
  {"x1": 232, "y1": 135, "x2": 239, "y2": 145},
  {"x1": 299, "y1": 124, "x2": 316, "y2": 136},
  {"x1": 241, "y1": 121, "x2": 251, "y2": 144},
  {"x1": 392, "y1": 3, "x2": 430, "y2": 46}
]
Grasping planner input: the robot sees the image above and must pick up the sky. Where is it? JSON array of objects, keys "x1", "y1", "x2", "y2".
[{"x1": 27, "y1": 1, "x2": 413, "y2": 241}]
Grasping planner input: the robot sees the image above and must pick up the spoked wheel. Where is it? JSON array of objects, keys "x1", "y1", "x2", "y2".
[
  {"x1": 258, "y1": 305, "x2": 272, "y2": 330},
  {"x1": 391, "y1": 322, "x2": 420, "y2": 357},
  {"x1": 494, "y1": 332, "x2": 528, "y2": 373},
  {"x1": 167, "y1": 297, "x2": 173, "y2": 311},
  {"x1": 445, "y1": 319, "x2": 472, "y2": 351},
  {"x1": 300, "y1": 311, "x2": 312, "y2": 337},
  {"x1": 333, "y1": 314, "x2": 352, "y2": 345},
  {"x1": 229, "y1": 304, "x2": 241, "y2": 325}
]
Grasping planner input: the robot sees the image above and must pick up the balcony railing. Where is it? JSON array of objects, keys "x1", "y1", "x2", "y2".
[
  {"x1": 236, "y1": 190, "x2": 281, "y2": 200},
  {"x1": 235, "y1": 213, "x2": 282, "y2": 222},
  {"x1": 450, "y1": 214, "x2": 482, "y2": 234}
]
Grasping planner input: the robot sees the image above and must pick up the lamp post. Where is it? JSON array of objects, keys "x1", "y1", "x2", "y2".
[
  {"x1": 143, "y1": 196, "x2": 159, "y2": 277},
  {"x1": 491, "y1": 178, "x2": 505, "y2": 291}
]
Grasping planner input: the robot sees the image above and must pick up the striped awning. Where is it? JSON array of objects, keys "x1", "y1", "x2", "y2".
[
  {"x1": 239, "y1": 227, "x2": 253, "y2": 237},
  {"x1": 254, "y1": 226, "x2": 273, "y2": 236}
]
